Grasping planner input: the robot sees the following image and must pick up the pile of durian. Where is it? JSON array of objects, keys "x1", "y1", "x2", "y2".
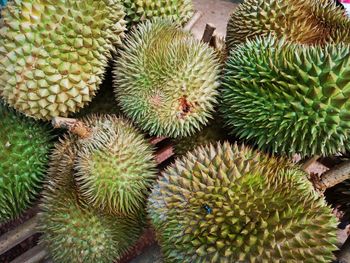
[{"x1": 1, "y1": 0, "x2": 350, "y2": 262}]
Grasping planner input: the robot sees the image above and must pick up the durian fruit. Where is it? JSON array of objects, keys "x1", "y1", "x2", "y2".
[
  {"x1": 148, "y1": 142, "x2": 338, "y2": 262},
  {"x1": 38, "y1": 159, "x2": 144, "y2": 263},
  {"x1": 114, "y1": 19, "x2": 220, "y2": 138},
  {"x1": 122, "y1": 0, "x2": 193, "y2": 26},
  {"x1": 226, "y1": 0, "x2": 350, "y2": 50},
  {"x1": 0, "y1": 0, "x2": 126, "y2": 120},
  {"x1": 74, "y1": 115, "x2": 157, "y2": 215},
  {"x1": 38, "y1": 133, "x2": 146, "y2": 263},
  {"x1": 0, "y1": 103, "x2": 52, "y2": 224},
  {"x1": 221, "y1": 36, "x2": 350, "y2": 157},
  {"x1": 48, "y1": 114, "x2": 157, "y2": 215}
]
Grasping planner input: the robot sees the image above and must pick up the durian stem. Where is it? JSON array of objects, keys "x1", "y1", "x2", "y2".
[
  {"x1": 201, "y1": 23, "x2": 216, "y2": 44},
  {"x1": 183, "y1": 11, "x2": 202, "y2": 32},
  {"x1": 315, "y1": 160, "x2": 350, "y2": 192},
  {"x1": 301, "y1": 155, "x2": 320, "y2": 171},
  {"x1": 338, "y1": 236, "x2": 350, "y2": 263},
  {"x1": 52, "y1": 117, "x2": 91, "y2": 139}
]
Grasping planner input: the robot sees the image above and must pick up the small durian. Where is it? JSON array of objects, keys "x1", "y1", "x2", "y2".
[
  {"x1": 226, "y1": 0, "x2": 350, "y2": 50},
  {"x1": 122, "y1": 0, "x2": 193, "y2": 26},
  {"x1": 114, "y1": 19, "x2": 220, "y2": 138},
  {"x1": 49, "y1": 114, "x2": 157, "y2": 215},
  {"x1": 148, "y1": 142, "x2": 338, "y2": 262},
  {"x1": 221, "y1": 36, "x2": 350, "y2": 157},
  {"x1": 74, "y1": 115, "x2": 157, "y2": 215},
  {"x1": 0, "y1": 103, "x2": 52, "y2": 224},
  {"x1": 0, "y1": 0, "x2": 126, "y2": 120},
  {"x1": 38, "y1": 172, "x2": 144, "y2": 263}
]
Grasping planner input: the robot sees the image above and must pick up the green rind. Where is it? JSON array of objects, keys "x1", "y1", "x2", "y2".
[
  {"x1": 0, "y1": 103, "x2": 52, "y2": 224},
  {"x1": 0, "y1": 0, "x2": 126, "y2": 120},
  {"x1": 148, "y1": 142, "x2": 338, "y2": 262},
  {"x1": 221, "y1": 36, "x2": 350, "y2": 157},
  {"x1": 114, "y1": 19, "x2": 220, "y2": 138}
]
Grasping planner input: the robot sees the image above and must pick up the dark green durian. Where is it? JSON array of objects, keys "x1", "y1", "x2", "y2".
[
  {"x1": 221, "y1": 36, "x2": 350, "y2": 157},
  {"x1": 0, "y1": 103, "x2": 52, "y2": 224}
]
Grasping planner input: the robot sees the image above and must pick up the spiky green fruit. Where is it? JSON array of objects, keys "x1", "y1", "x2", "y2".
[
  {"x1": 38, "y1": 172, "x2": 144, "y2": 263},
  {"x1": 75, "y1": 115, "x2": 157, "y2": 215},
  {"x1": 114, "y1": 19, "x2": 220, "y2": 138},
  {"x1": 226, "y1": 0, "x2": 350, "y2": 50},
  {"x1": 148, "y1": 142, "x2": 338, "y2": 262},
  {"x1": 38, "y1": 135, "x2": 146, "y2": 263},
  {"x1": 122, "y1": 0, "x2": 193, "y2": 26},
  {"x1": 0, "y1": 0, "x2": 126, "y2": 120},
  {"x1": 0, "y1": 103, "x2": 52, "y2": 224},
  {"x1": 221, "y1": 36, "x2": 350, "y2": 157}
]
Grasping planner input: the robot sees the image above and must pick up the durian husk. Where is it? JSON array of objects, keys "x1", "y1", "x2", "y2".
[
  {"x1": 0, "y1": 0, "x2": 126, "y2": 120},
  {"x1": 221, "y1": 36, "x2": 350, "y2": 157},
  {"x1": 148, "y1": 142, "x2": 338, "y2": 262},
  {"x1": 226, "y1": 0, "x2": 350, "y2": 50},
  {"x1": 114, "y1": 19, "x2": 220, "y2": 138}
]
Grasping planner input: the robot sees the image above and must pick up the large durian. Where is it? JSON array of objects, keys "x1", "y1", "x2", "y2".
[
  {"x1": 38, "y1": 147, "x2": 144, "y2": 263},
  {"x1": 122, "y1": 0, "x2": 193, "y2": 26},
  {"x1": 226, "y1": 0, "x2": 350, "y2": 50},
  {"x1": 148, "y1": 142, "x2": 338, "y2": 262},
  {"x1": 74, "y1": 115, "x2": 157, "y2": 215},
  {"x1": 0, "y1": 103, "x2": 52, "y2": 224},
  {"x1": 221, "y1": 36, "x2": 350, "y2": 157},
  {"x1": 0, "y1": 0, "x2": 126, "y2": 120},
  {"x1": 114, "y1": 19, "x2": 220, "y2": 138}
]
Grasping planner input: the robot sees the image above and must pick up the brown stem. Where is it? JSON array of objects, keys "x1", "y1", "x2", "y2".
[
  {"x1": 314, "y1": 160, "x2": 350, "y2": 192},
  {"x1": 301, "y1": 155, "x2": 320, "y2": 171},
  {"x1": 183, "y1": 11, "x2": 202, "y2": 32},
  {"x1": 201, "y1": 23, "x2": 216, "y2": 44},
  {"x1": 52, "y1": 117, "x2": 92, "y2": 139}
]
